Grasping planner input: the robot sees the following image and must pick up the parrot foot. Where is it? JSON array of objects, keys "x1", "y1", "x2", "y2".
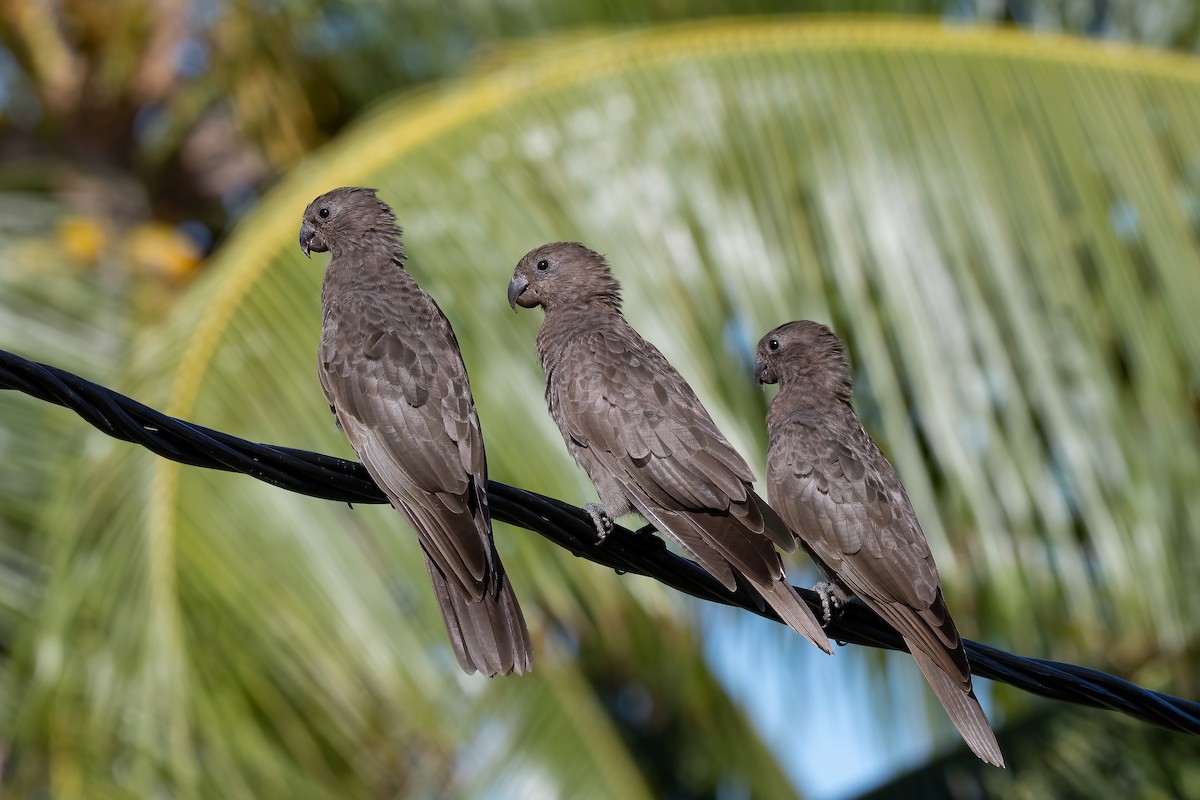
[
  {"x1": 812, "y1": 581, "x2": 844, "y2": 627},
  {"x1": 584, "y1": 503, "x2": 614, "y2": 543}
]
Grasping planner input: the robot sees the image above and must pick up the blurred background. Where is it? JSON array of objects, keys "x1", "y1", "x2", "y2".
[{"x1": 2, "y1": 2, "x2": 1200, "y2": 798}]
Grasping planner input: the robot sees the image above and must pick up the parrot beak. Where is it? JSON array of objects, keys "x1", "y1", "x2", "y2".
[
  {"x1": 299, "y1": 225, "x2": 314, "y2": 258},
  {"x1": 507, "y1": 274, "x2": 530, "y2": 311},
  {"x1": 299, "y1": 224, "x2": 327, "y2": 259},
  {"x1": 753, "y1": 358, "x2": 775, "y2": 386}
]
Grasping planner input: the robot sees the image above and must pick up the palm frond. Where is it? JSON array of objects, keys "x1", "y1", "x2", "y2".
[{"x1": 5, "y1": 18, "x2": 1199, "y2": 796}]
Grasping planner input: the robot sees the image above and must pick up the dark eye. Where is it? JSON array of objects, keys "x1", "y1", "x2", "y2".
[
  {"x1": 536, "y1": 259, "x2": 549, "y2": 271},
  {"x1": 768, "y1": 338, "x2": 780, "y2": 352},
  {"x1": 318, "y1": 208, "x2": 330, "y2": 219}
]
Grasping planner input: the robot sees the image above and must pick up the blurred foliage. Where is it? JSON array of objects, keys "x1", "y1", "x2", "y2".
[
  {"x1": 864, "y1": 707, "x2": 1200, "y2": 798},
  {"x1": 0, "y1": 191, "x2": 130, "y2": 626},
  {"x1": 1, "y1": 0, "x2": 1198, "y2": 246},
  {"x1": 1, "y1": 7, "x2": 1199, "y2": 800}
]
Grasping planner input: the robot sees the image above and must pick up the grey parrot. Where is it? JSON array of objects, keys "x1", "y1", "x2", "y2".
[
  {"x1": 300, "y1": 186, "x2": 531, "y2": 676},
  {"x1": 508, "y1": 242, "x2": 831, "y2": 654},
  {"x1": 755, "y1": 319, "x2": 1003, "y2": 766}
]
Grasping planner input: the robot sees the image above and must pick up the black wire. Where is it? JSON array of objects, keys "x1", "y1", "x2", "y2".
[{"x1": 2, "y1": 347, "x2": 1198, "y2": 735}]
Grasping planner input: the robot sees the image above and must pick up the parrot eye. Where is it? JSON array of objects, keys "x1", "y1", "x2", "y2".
[
  {"x1": 536, "y1": 259, "x2": 549, "y2": 271},
  {"x1": 318, "y1": 208, "x2": 330, "y2": 219},
  {"x1": 768, "y1": 338, "x2": 780, "y2": 352}
]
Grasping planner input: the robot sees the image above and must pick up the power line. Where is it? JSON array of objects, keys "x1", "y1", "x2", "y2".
[{"x1": 2, "y1": 347, "x2": 1198, "y2": 734}]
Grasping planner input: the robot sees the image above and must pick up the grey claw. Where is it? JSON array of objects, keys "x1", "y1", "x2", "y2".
[
  {"x1": 812, "y1": 581, "x2": 843, "y2": 627},
  {"x1": 584, "y1": 503, "x2": 614, "y2": 544}
]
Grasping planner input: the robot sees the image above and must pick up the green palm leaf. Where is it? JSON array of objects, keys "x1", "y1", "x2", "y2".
[{"x1": 6, "y1": 18, "x2": 1199, "y2": 797}]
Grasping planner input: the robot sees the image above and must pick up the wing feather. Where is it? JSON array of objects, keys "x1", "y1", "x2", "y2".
[
  {"x1": 320, "y1": 291, "x2": 490, "y2": 594},
  {"x1": 554, "y1": 328, "x2": 757, "y2": 515},
  {"x1": 548, "y1": 325, "x2": 822, "y2": 646},
  {"x1": 768, "y1": 415, "x2": 968, "y2": 683}
]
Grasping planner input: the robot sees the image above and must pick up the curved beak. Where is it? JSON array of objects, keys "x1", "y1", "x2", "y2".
[
  {"x1": 299, "y1": 224, "x2": 315, "y2": 258},
  {"x1": 507, "y1": 274, "x2": 530, "y2": 312},
  {"x1": 299, "y1": 224, "x2": 329, "y2": 258},
  {"x1": 753, "y1": 358, "x2": 774, "y2": 386}
]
